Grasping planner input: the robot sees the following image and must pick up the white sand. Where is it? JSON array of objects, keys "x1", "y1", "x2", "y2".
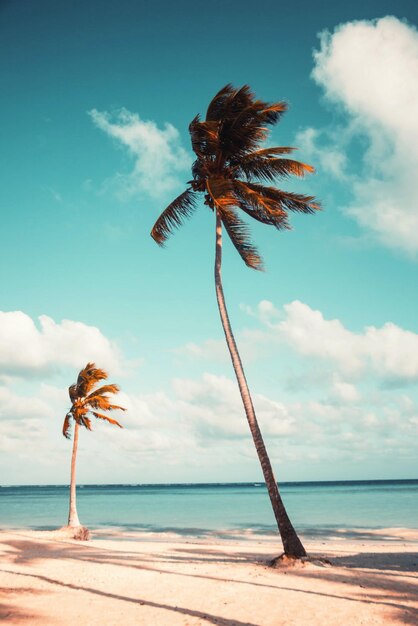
[{"x1": 0, "y1": 527, "x2": 417, "y2": 625}]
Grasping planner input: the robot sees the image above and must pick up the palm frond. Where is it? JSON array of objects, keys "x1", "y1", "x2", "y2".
[
  {"x1": 68, "y1": 384, "x2": 78, "y2": 402},
  {"x1": 206, "y1": 84, "x2": 253, "y2": 122},
  {"x1": 81, "y1": 416, "x2": 92, "y2": 431},
  {"x1": 219, "y1": 206, "x2": 263, "y2": 270},
  {"x1": 86, "y1": 395, "x2": 126, "y2": 412},
  {"x1": 85, "y1": 395, "x2": 112, "y2": 411},
  {"x1": 240, "y1": 146, "x2": 297, "y2": 158},
  {"x1": 92, "y1": 412, "x2": 123, "y2": 428},
  {"x1": 63, "y1": 413, "x2": 72, "y2": 439},
  {"x1": 243, "y1": 182, "x2": 320, "y2": 214},
  {"x1": 238, "y1": 156, "x2": 315, "y2": 183},
  {"x1": 233, "y1": 181, "x2": 290, "y2": 230},
  {"x1": 76, "y1": 362, "x2": 108, "y2": 397},
  {"x1": 151, "y1": 189, "x2": 198, "y2": 245},
  {"x1": 105, "y1": 403, "x2": 126, "y2": 412},
  {"x1": 229, "y1": 100, "x2": 287, "y2": 135},
  {"x1": 85, "y1": 384, "x2": 120, "y2": 401},
  {"x1": 234, "y1": 180, "x2": 287, "y2": 216},
  {"x1": 221, "y1": 85, "x2": 255, "y2": 120},
  {"x1": 210, "y1": 88, "x2": 288, "y2": 160},
  {"x1": 219, "y1": 119, "x2": 269, "y2": 159},
  {"x1": 205, "y1": 84, "x2": 236, "y2": 121},
  {"x1": 189, "y1": 116, "x2": 219, "y2": 157}
]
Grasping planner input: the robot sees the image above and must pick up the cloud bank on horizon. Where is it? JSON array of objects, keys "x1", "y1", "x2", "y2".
[
  {"x1": 300, "y1": 16, "x2": 418, "y2": 255},
  {"x1": 1, "y1": 298, "x2": 417, "y2": 483}
]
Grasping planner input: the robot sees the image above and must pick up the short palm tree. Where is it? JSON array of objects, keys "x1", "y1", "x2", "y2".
[
  {"x1": 62, "y1": 362, "x2": 126, "y2": 530},
  {"x1": 151, "y1": 84, "x2": 319, "y2": 558}
]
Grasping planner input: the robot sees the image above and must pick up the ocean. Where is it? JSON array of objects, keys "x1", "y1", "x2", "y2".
[{"x1": 0, "y1": 480, "x2": 417, "y2": 536}]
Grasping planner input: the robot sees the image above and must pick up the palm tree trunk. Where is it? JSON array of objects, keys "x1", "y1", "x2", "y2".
[
  {"x1": 68, "y1": 422, "x2": 81, "y2": 527},
  {"x1": 214, "y1": 212, "x2": 306, "y2": 558}
]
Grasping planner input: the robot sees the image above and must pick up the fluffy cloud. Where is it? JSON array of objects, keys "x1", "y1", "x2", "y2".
[
  {"x1": 308, "y1": 17, "x2": 418, "y2": 254},
  {"x1": 253, "y1": 299, "x2": 418, "y2": 383},
  {"x1": 173, "y1": 372, "x2": 296, "y2": 440},
  {"x1": 89, "y1": 108, "x2": 191, "y2": 200},
  {"x1": 0, "y1": 386, "x2": 54, "y2": 422},
  {"x1": 0, "y1": 310, "x2": 125, "y2": 377},
  {"x1": 2, "y1": 302, "x2": 417, "y2": 482},
  {"x1": 1, "y1": 363, "x2": 417, "y2": 483}
]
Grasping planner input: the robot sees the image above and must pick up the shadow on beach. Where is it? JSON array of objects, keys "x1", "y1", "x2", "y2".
[{"x1": 1, "y1": 532, "x2": 417, "y2": 625}]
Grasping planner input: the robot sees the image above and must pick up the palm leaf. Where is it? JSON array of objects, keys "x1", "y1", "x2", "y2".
[
  {"x1": 85, "y1": 395, "x2": 112, "y2": 411},
  {"x1": 215, "y1": 90, "x2": 287, "y2": 159},
  {"x1": 151, "y1": 189, "x2": 198, "y2": 245},
  {"x1": 85, "y1": 384, "x2": 120, "y2": 401},
  {"x1": 238, "y1": 203, "x2": 289, "y2": 229},
  {"x1": 257, "y1": 102, "x2": 288, "y2": 125},
  {"x1": 219, "y1": 206, "x2": 263, "y2": 270},
  {"x1": 189, "y1": 116, "x2": 219, "y2": 157},
  {"x1": 219, "y1": 120, "x2": 268, "y2": 159},
  {"x1": 76, "y1": 362, "x2": 108, "y2": 397},
  {"x1": 234, "y1": 181, "x2": 289, "y2": 225},
  {"x1": 243, "y1": 146, "x2": 297, "y2": 158},
  {"x1": 92, "y1": 412, "x2": 123, "y2": 428},
  {"x1": 86, "y1": 394, "x2": 126, "y2": 412},
  {"x1": 62, "y1": 413, "x2": 72, "y2": 439},
  {"x1": 243, "y1": 182, "x2": 320, "y2": 214},
  {"x1": 229, "y1": 100, "x2": 287, "y2": 134},
  {"x1": 238, "y1": 156, "x2": 315, "y2": 182},
  {"x1": 234, "y1": 184, "x2": 290, "y2": 230},
  {"x1": 206, "y1": 84, "x2": 253, "y2": 122},
  {"x1": 68, "y1": 384, "x2": 78, "y2": 402},
  {"x1": 205, "y1": 84, "x2": 236, "y2": 121},
  {"x1": 81, "y1": 416, "x2": 92, "y2": 430}
]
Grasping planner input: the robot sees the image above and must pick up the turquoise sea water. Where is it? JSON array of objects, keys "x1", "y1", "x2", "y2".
[{"x1": 0, "y1": 480, "x2": 417, "y2": 536}]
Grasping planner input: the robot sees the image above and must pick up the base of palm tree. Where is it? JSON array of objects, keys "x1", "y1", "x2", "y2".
[
  {"x1": 57, "y1": 525, "x2": 91, "y2": 541},
  {"x1": 269, "y1": 554, "x2": 332, "y2": 568}
]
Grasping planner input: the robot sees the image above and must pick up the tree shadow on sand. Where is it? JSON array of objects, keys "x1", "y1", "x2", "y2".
[
  {"x1": 0, "y1": 569, "x2": 257, "y2": 626},
  {"x1": 330, "y1": 552, "x2": 418, "y2": 572},
  {"x1": 0, "y1": 586, "x2": 45, "y2": 623},
  {"x1": 2, "y1": 534, "x2": 418, "y2": 625}
]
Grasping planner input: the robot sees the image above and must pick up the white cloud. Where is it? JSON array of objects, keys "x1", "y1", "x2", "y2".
[
  {"x1": 89, "y1": 108, "x2": 191, "y2": 200},
  {"x1": 331, "y1": 375, "x2": 360, "y2": 403},
  {"x1": 295, "y1": 127, "x2": 348, "y2": 180},
  {"x1": 254, "y1": 299, "x2": 418, "y2": 383},
  {"x1": 309, "y1": 16, "x2": 418, "y2": 254},
  {"x1": 173, "y1": 372, "x2": 296, "y2": 440},
  {"x1": 0, "y1": 386, "x2": 53, "y2": 421},
  {"x1": 0, "y1": 310, "x2": 126, "y2": 377},
  {"x1": 1, "y1": 302, "x2": 417, "y2": 482}
]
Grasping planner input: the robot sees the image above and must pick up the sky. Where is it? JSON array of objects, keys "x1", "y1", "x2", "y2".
[{"x1": 1, "y1": 0, "x2": 418, "y2": 485}]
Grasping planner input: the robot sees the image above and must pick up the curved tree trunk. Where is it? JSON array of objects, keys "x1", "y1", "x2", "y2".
[
  {"x1": 214, "y1": 212, "x2": 306, "y2": 558},
  {"x1": 68, "y1": 422, "x2": 81, "y2": 527}
]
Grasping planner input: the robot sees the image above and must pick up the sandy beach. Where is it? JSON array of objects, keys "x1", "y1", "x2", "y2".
[{"x1": 0, "y1": 527, "x2": 417, "y2": 625}]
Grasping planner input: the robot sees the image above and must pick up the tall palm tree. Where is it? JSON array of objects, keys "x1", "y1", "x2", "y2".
[
  {"x1": 62, "y1": 362, "x2": 126, "y2": 529},
  {"x1": 151, "y1": 85, "x2": 320, "y2": 559}
]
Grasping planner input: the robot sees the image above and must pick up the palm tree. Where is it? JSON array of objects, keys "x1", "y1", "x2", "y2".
[
  {"x1": 151, "y1": 85, "x2": 320, "y2": 559},
  {"x1": 62, "y1": 362, "x2": 126, "y2": 530}
]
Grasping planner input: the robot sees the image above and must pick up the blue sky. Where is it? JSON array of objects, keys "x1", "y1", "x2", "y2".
[{"x1": 1, "y1": 0, "x2": 418, "y2": 485}]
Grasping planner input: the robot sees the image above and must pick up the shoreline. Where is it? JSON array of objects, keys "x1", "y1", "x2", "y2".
[{"x1": 1, "y1": 527, "x2": 417, "y2": 625}]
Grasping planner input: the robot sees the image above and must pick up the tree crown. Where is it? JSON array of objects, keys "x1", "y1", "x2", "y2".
[
  {"x1": 62, "y1": 362, "x2": 126, "y2": 439},
  {"x1": 151, "y1": 84, "x2": 320, "y2": 269}
]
